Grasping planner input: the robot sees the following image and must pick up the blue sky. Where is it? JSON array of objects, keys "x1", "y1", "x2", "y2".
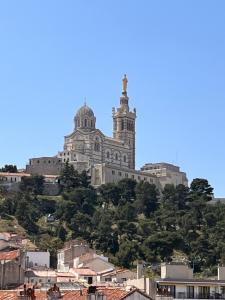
[{"x1": 0, "y1": 1, "x2": 225, "y2": 196}]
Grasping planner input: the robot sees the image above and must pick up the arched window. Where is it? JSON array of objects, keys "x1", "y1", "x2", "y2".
[
  {"x1": 107, "y1": 151, "x2": 110, "y2": 159},
  {"x1": 94, "y1": 142, "x2": 100, "y2": 152},
  {"x1": 113, "y1": 120, "x2": 117, "y2": 131},
  {"x1": 84, "y1": 119, "x2": 87, "y2": 127},
  {"x1": 115, "y1": 153, "x2": 118, "y2": 160},
  {"x1": 124, "y1": 155, "x2": 127, "y2": 163},
  {"x1": 121, "y1": 120, "x2": 124, "y2": 130}
]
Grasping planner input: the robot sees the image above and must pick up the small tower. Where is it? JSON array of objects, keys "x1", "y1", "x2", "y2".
[{"x1": 112, "y1": 75, "x2": 136, "y2": 169}]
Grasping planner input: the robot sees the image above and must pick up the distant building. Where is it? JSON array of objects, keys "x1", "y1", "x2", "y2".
[
  {"x1": 101, "y1": 269, "x2": 137, "y2": 283},
  {"x1": 70, "y1": 267, "x2": 97, "y2": 284},
  {"x1": 0, "y1": 249, "x2": 25, "y2": 289},
  {"x1": 127, "y1": 263, "x2": 225, "y2": 300},
  {"x1": 141, "y1": 162, "x2": 188, "y2": 188},
  {"x1": 57, "y1": 239, "x2": 93, "y2": 272},
  {"x1": 0, "y1": 172, "x2": 58, "y2": 184},
  {"x1": 25, "y1": 269, "x2": 57, "y2": 285},
  {"x1": 26, "y1": 251, "x2": 50, "y2": 268},
  {"x1": 25, "y1": 76, "x2": 188, "y2": 190},
  {"x1": 0, "y1": 286, "x2": 152, "y2": 299}
]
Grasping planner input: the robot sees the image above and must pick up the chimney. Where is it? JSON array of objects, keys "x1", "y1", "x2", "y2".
[
  {"x1": 218, "y1": 265, "x2": 225, "y2": 280},
  {"x1": 137, "y1": 261, "x2": 143, "y2": 279}
]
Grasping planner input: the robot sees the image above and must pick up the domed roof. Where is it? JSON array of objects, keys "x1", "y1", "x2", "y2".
[{"x1": 75, "y1": 104, "x2": 95, "y2": 119}]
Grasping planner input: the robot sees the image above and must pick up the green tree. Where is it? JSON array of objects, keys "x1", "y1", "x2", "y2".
[
  {"x1": 19, "y1": 175, "x2": 44, "y2": 195},
  {"x1": 92, "y1": 209, "x2": 118, "y2": 254},
  {"x1": 0, "y1": 164, "x2": 18, "y2": 173},
  {"x1": 116, "y1": 240, "x2": 139, "y2": 268},
  {"x1": 15, "y1": 193, "x2": 39, "y2": 234},
  {"x1": 98, "y1": 183, "x2": 121, "y2": 207},
  {"x1": 135, "y1": 181, "x2": 159, "y2": 217},
  {"x1": 190, "y1": 178, "x2": 213, "y2": 202},
  {"x1": 70, "y1": 212, "x2": 92, "y2": 241},
  {"x1": 57, "y1": 224, "x2": 67, "y2": 242},
  {"x1": 79, "y1": 170, "x2": 91, "y2": 188},
  {"x1": 117, "y1": 178, "x2": 137, "y2": 203},
  {"x1": 59, "y1": 161, "x2": 80, "y2": 191}
]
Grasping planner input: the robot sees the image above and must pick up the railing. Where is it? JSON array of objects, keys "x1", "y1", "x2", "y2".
[{"x1": 157, "y1": 292, "x2": 225, "y2": 299}]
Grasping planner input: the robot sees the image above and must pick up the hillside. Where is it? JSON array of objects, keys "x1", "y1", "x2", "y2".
[{"x1": 0, "y1": 166, "x2": 224, "y2": 275}]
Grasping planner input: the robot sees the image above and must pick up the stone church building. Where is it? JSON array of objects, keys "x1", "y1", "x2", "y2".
[{"x1": 26, "y1": 76, "x2": 187, "y2": 189}]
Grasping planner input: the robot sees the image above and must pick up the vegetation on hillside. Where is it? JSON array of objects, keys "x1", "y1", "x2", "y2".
[
  {"x1": 0, "y1": 164, "x2": 18, "y2": 173},
  {"x1": 0, "y1": 162, "x2": 224, "y2": 274}
]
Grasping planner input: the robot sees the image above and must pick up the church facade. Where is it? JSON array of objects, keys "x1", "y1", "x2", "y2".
[{"x1": 26, "y1": 76, "x2": 187, "y2": 189}]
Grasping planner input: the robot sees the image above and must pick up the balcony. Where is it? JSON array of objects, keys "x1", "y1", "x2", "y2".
[{"x1": 157, "y1": 292, "x2": 225, "y2": 300}]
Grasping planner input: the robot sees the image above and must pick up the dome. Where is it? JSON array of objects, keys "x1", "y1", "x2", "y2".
[
  {"x1": 74, "y1": 104, "x2": 96, "y2": 130},
  {"x1": 76, "y1": 104, "x2": 95, "y2": 118}
]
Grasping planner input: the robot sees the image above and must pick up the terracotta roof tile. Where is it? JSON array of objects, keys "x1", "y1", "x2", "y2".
[
  {"x1": 0, "y1": 250, "x2": 20, "y2": 261},
  {"x1": 0, "y1": 287, "x2": 151, "y2": 300},
  {"x1": 0, "y1": 172, "x2": 30, "y2": 177},
  {"x1": 71, "y1": 267, "x2": 97, "y2": 276}
]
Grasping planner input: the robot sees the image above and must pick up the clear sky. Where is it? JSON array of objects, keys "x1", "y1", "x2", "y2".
[{"x1": 0, "y1": 1, "x2": 225, "y2": 197}]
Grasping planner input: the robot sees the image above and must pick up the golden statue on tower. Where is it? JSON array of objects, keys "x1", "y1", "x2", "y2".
[{"x1": 122, "y1": 74, "x2": 128, "y2": 93}]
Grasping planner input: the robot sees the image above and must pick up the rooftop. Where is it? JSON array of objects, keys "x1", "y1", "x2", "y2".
[
  {"x1": 0, "y1": 287, "x2": 152, "y2": 300},
  {"x1": 71, "y1": 267, "x2": 97, "y2": 276},
  {"x1": 0, "y1": 249, "x2": 20, "y2": 261},
  {"x1": 157, "y1": 278, "x2": 225, "y2": 285}
]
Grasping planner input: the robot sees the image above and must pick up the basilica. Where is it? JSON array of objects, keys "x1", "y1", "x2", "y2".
[{"x1": 26, "y1": 76, "x2": 187, "y2": 189}]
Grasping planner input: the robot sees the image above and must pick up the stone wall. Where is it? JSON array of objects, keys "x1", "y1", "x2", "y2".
[
  {"x1": 0, "y1": 260, "x2": 25, "y2": 289},
  {"x1": 26, "y1": 157, "x2": 62, "y2": 175},
  {"x1": 0, "y1": 182, "x2": 60, "y2": 196}
]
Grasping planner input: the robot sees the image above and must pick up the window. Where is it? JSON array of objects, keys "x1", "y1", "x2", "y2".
[
  {"x1": 187, "y1": 286, "x2": 194, "y2": 298},
  {"x1": 107, "y1": 152, "x2": 110, "y2": 159},
  {"x1": 84, "y1": 119, "x2": 87, "y2": 127},
  {"x1": 123, "y1": 155, "x2": 126, "y2": 162},
  {"x1": 113, "y1": 120, "x2": 117, "y2": 131},
  {"x1": 199, "y1": 286, "x2": 210, "y2": 299},
  {"x1": 121, "y1": 120, "x2": 124, "y2": 130},
  {"x1": 119, "y1": 172, "x2": 122, "y2": 176},
  {"x1": 112, "y1": 170, "x2": 115, "y2": 175},
  {"x1": 115, "y1": 153, "x2": 118, "y2": 160},
  {"x1": 94, "y1": 142, "x2": 100, "y2": 152},
  {"x1": 125, "y1": 173, "x2": 128, "y2": 178},
  {"x1": 132, "y1": 175, "x2": 135, "y2": 179},
  {"x1": 105, "y1": 277, "x2": 112, "y2": 282},
  {"x1": 158, "y1": 285, "x2": 175, "y2": 297}
]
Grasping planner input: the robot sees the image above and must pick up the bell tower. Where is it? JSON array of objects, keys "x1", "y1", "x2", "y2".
[{"x1": 112, "y1": 75, "x2": 136, "y2": 169}]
